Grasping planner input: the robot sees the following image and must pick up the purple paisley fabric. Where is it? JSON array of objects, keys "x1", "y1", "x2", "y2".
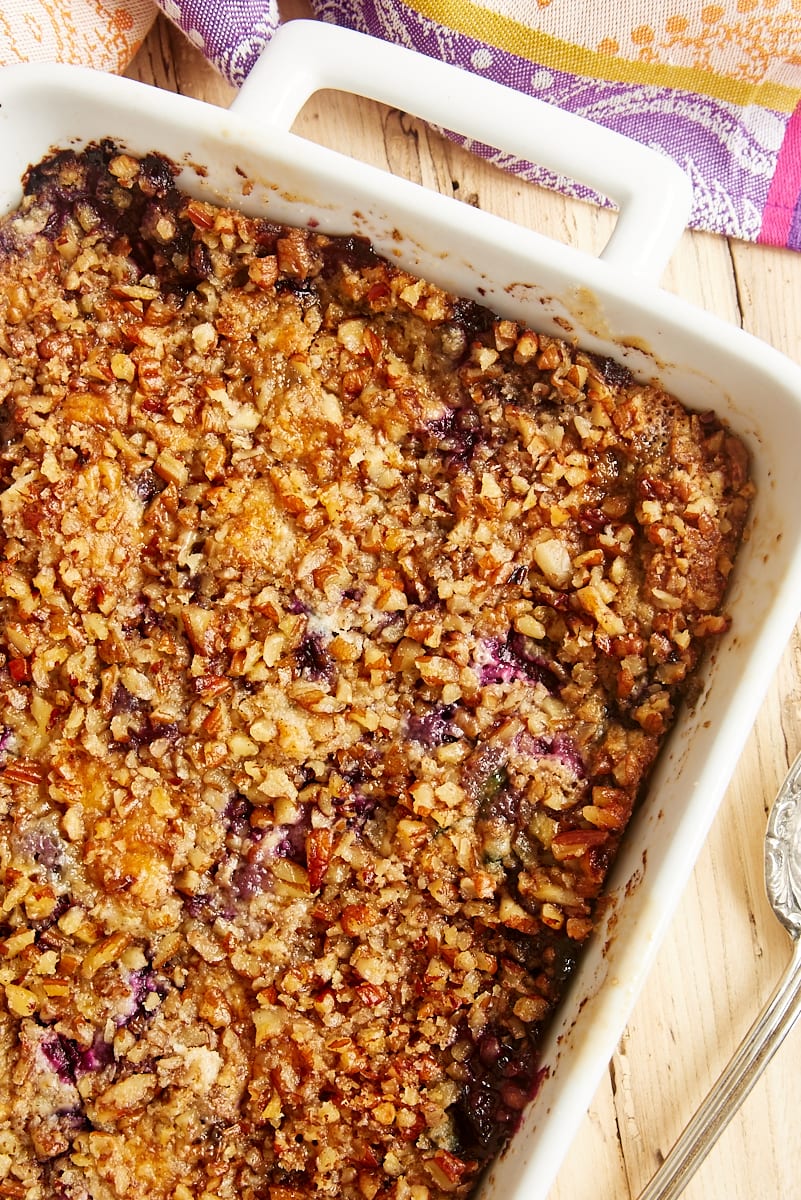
[{"x1": 158, "y1": 0, "x2": 280, "y2": 86}]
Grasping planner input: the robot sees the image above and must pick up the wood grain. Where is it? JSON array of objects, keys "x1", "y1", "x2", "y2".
[{"x1": 127, "y1": 14, "x2": 801, "y2": 1198}]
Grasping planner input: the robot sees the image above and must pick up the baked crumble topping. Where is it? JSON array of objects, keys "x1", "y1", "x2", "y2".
[{"x1": 0, "y1": 144, "x2": 752, "y2": 1200}]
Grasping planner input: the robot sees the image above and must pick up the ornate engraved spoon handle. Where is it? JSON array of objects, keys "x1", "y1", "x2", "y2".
[
  {"x1": 636, "y1": 937, "x2": 801, "y2": 1200},
  {"x1": 635, "y1": 744, "x2": 801, "y2": 1200}
]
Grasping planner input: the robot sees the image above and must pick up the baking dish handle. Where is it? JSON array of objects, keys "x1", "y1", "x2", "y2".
[{"x1": 231, "y1": 19, "x2": 693, "y2": 280}]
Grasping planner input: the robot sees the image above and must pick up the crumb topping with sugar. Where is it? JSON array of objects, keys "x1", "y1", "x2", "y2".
[{"x1": 0, "y1": 145, "x2": 752, "y2": 1200}]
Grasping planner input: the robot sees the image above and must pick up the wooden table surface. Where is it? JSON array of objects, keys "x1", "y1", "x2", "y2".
[{"x1": 128, "y1": 11, "x2": 801, "y2": 1200}]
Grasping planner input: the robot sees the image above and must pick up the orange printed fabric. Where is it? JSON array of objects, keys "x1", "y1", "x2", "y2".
[
  {"x1": 464, "y1": 0, "x2": 801, "y2": 102},
  {"x1": 0, "y1": 0, "x2": 156, "y2": 73}
]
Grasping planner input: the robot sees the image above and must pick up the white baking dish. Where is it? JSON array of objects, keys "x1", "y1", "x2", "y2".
[{"x1": 2, "y1": 20, "x2": 801, "y2": 1198}]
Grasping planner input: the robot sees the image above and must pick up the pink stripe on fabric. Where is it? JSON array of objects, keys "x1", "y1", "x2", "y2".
[{"x1": 760, "y1": 98, "x2": 801, "y2": 246}]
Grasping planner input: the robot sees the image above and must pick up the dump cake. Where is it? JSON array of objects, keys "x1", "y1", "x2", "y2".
[{"x1": 0, "y1": 144, "x2": 752, "y2": 1200}]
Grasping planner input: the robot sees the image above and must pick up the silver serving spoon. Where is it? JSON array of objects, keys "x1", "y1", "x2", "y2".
[{"x1": 636, "y1": 750, "x2": 801, "y2": 1200}]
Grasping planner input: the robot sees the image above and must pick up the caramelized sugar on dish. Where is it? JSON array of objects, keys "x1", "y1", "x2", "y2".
[{"x1": 0, "y1": 145, "x2": 752, "y2": 1200}]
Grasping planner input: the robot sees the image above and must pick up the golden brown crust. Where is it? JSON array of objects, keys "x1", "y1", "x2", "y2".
[{"x1": 0, "y1": 146, "x2": 753, "y2": 1200}]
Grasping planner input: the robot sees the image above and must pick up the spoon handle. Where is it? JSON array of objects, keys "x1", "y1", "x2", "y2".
[{"x1": 636, "y1": 936, "x2": 801, "y2": 1200}]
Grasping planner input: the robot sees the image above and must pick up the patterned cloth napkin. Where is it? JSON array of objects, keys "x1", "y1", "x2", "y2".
[{"x1": 2, "y1": 0, "x2": 800, "y2": 252}]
